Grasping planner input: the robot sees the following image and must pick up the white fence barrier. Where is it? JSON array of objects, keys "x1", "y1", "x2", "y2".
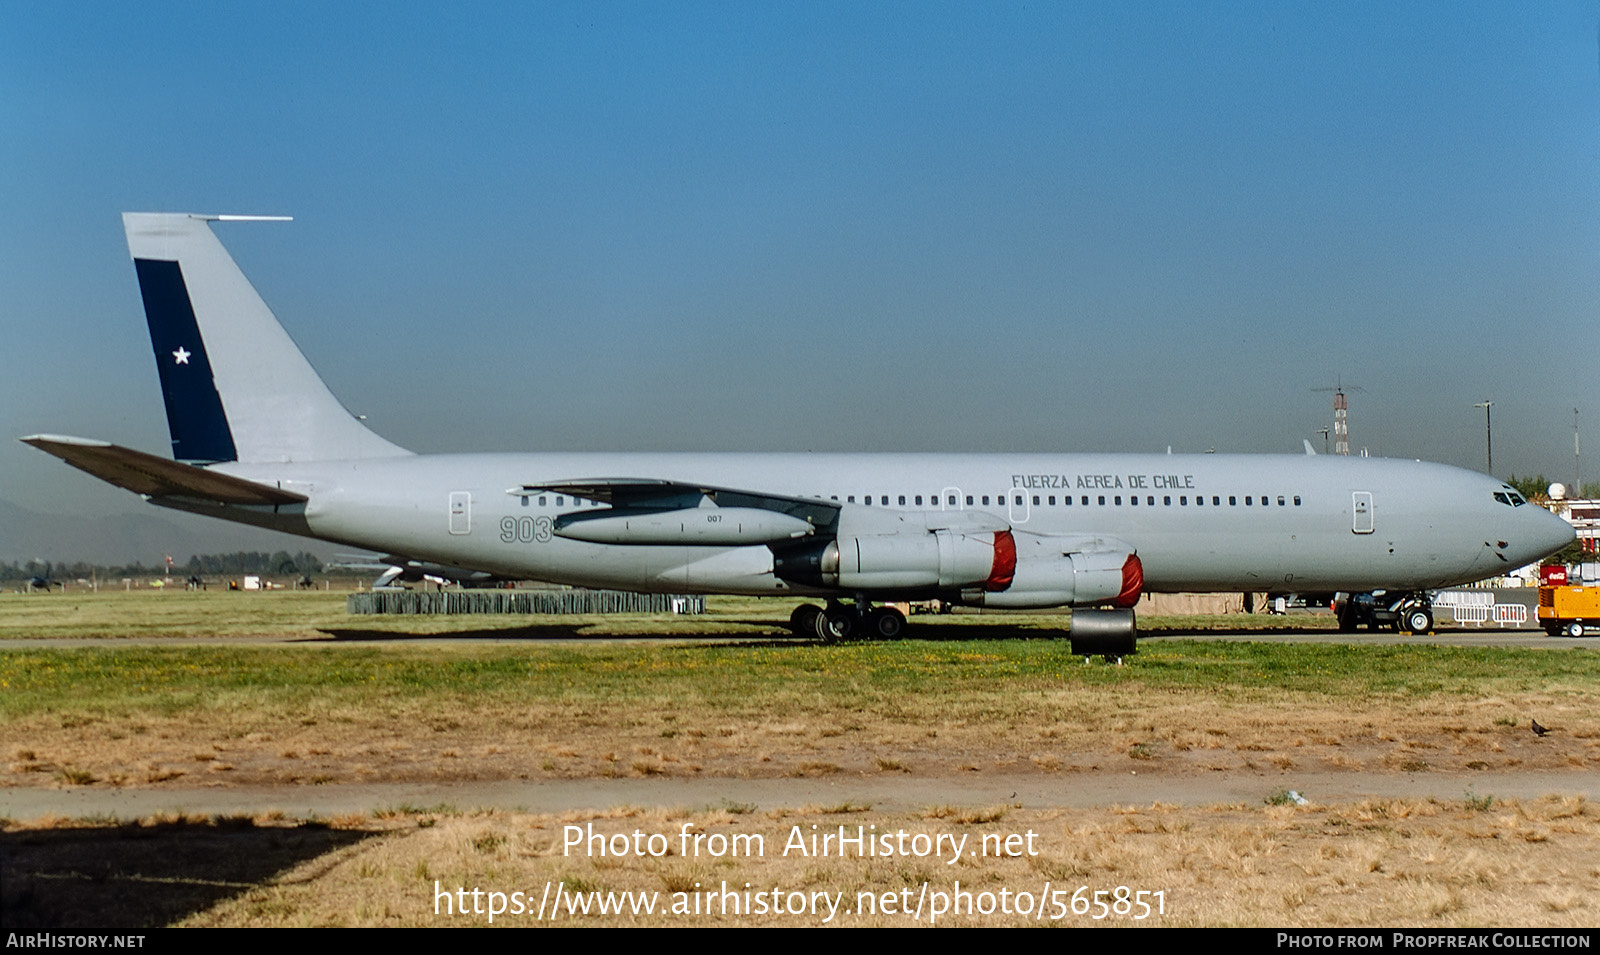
[{"x1": 1435, "y1": 591, "x2": 1529, "y2": 627}]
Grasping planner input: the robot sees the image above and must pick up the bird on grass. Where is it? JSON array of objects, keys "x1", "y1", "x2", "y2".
[{"x1": 1531, "y1": 719, "x2": 1550, "y2": 737}]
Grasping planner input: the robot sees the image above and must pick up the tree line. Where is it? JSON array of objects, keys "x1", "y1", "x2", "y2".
[{"x1": 1, "y1": 551, "x2": 325, "y2": 582}]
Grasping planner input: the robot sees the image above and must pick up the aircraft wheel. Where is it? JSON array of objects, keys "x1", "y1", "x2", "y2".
[
  {"x1": 1336, "y1": 605, "x2": 1359, "y2": 633},
  {"x1": 1404, "y1": 609, "x2": 1433, "y2": 634},
  {"x1": 867, "y1": 607, "x2": 906, "y2": 639},
  {"x1": 815, "y1": 608, "x2": 854, "y2": 643},
  {"x1": 790, "y1": 604, "x2": 820, "y2": 635},
  {"x1": 1567, "y1": 622, "x2": 1586, "y2": 638}
]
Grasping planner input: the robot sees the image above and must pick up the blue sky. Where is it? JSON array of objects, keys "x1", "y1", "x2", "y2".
[{"x1": 4, "y1": 1, "x2": 1599, "y2": 527}]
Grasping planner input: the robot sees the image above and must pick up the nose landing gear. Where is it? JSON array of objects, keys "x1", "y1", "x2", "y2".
[{"x1": 1333, "y1": 592, "x2": 1437, "y2": 634}]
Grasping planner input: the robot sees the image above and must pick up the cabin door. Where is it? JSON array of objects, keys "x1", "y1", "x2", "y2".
[
  {"x1": 448, "y1": 491, "x2": 472, "y2": 535},
  {"x1": 1351, "y1": 491, "x2": 1374, "y2": 534}
]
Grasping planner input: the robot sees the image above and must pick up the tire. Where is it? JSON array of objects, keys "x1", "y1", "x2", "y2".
[
  {"x1": 867, "y1": 607, "x2": 905, "y2": 639},
  {"x1": 814, "y1": 608, "x2": 854, "y2": 643},
  {"x1": 790, "y1": 604, "x2": 820, "y2": 635},
  {"x1": 1567, "y1": 622, "x2": 1586, "y2": 638},
  {"x1": 1404, "y1": 609, "x2": 1433, "y2": 634}
]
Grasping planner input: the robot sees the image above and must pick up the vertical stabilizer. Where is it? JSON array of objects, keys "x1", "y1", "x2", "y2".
[{"x1": 123, "y1": 213, "x2": 411, "y2": 464}]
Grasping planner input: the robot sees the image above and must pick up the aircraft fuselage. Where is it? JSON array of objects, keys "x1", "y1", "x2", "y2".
[{"x1": 191, "y1": 450, "x2": 1566, "y2": 600}]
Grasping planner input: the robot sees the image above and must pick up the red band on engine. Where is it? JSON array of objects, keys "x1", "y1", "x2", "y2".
[
  {"x1": 986, "y1": 530, "x2": 1017, "y2": 591},
  {"x1": 1114, "y1": 553, "x2": 1143, "y2": 608}
]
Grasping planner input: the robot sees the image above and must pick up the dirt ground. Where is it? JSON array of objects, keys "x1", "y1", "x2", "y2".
[{"x1": 2, "y1": 619, "x2": 1597, "y2": 928}]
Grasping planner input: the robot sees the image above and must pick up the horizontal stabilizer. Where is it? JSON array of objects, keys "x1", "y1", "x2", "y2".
[{"x1": 20, "y1": 435, "x2": 307, "y2": 506}]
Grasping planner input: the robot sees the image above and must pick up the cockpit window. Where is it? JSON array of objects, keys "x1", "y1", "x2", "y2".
[{"x1": 1494, "y1": 489, "x2": 1528, "y2": 507}]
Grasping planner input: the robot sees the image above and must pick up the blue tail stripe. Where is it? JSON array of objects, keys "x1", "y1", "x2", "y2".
[{"x1": 133, "y1": 258, "x2": 238, "y2": 463}]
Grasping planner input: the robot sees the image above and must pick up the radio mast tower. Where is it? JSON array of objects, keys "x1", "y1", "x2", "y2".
[
  {"x1": 1332, "y1": 388, "x2": 1349, "y2": 455},
  {"x1": 1311, "y1": 381, "x2": 1362, "y2": 456}
]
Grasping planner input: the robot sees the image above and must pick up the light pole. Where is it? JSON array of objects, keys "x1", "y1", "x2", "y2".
[{"x1": 1474, "y1": 400, "x2": 1494, "y2": 476}]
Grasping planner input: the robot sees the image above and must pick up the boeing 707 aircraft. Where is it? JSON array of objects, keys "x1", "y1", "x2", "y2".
[{"x1": 21, "y1": 214, "x2": 1575, "y2": 655}]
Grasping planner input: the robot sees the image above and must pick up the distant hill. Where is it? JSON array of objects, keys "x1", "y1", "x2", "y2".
[{"x1": 0, "y1": 497, "x2": 330, "y2": 566}]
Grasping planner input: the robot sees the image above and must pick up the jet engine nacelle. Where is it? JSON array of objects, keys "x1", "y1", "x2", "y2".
[
  {"x1": 977, "y1": 536, "x2": 1143, "y2": 609},
  {"x1": 774, "y1": 529, "x2": 1016, "y2": 592}
]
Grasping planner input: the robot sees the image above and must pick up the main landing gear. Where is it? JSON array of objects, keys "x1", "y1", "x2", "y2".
[
  {"x1": 788, "y1": 601, "x2": 1141, "y2": 658},
  {"x1": 789, "y1": 601, "x2": 906, "y2": 642}
]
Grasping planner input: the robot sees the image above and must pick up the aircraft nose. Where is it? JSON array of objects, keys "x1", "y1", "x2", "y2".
[{"x1": 1516, "y1": 507, "x2": 1576, "y2": 565}]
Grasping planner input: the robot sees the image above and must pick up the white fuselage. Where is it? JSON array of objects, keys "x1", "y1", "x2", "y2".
[{"x1": 211, "y1": 450, "x2": 1573, "y2": 599}]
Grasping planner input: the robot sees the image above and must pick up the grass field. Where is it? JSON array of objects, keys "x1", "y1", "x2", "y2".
[
  {"x1": 1, "y1": 589, "x2": 1597, "y2": 927},
  {"x1": 0, "y1": 588, "x2": 1337, "y2": 640}
]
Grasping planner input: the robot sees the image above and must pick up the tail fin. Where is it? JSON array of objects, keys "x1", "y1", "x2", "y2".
[{"x1": 123, "y1": 213, "x2": 411, "y2": 464}]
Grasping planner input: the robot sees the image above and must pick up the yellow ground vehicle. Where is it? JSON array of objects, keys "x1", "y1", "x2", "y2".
[{"x1": 1537, "y1": 585, "x2": 1600, "y2": 637}]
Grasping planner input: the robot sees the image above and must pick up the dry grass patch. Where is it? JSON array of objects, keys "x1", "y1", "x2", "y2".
[
  {"x1": 153, "y1": 797, "x2": 1600, "y2": 926},
  {"x1": 3, "y1": 597, "x2": 1599, "y2": 798}
]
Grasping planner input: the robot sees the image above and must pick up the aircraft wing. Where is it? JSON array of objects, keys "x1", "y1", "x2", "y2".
[
  {"x1": 19, "y1": 434, "x2": 307, "y2": 507},
  {"x1": 511, "y1": 478, "x2": 842, "y2": 531},
  {"x1": 512, "y1": 477, "x2": 1017, "y2": 539}
]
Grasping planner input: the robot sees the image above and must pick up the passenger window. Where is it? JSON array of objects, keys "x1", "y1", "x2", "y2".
[
  {"x1": 898, "y1": 495, "x2": 906, "y2": 505},
  {"x1": 1277, "y1": 496, "x2": 1285, "y2": 506},
  {"x1": 1081, "y1": 496, "x2": 1089, "y2": 506},
  {"x1": 1114, "y1": 496, "x2": 1121, "y2": 505},
  {"x1": 848, "y1": 496, "x2": 856, "y2": 503},
  {"x1": 966, "y1": 495, "x2": 974, "y2": 506},
  {"x1": 881, "y1": 496, "x2": 889, "y2": 506},
  {"x1": 1245, "y1": 496, "x2": 1252, "y2": 506},
  {"x1": 1098, "y1": 496, "x2": 1106, "y2": 505},
  {"x1": 1229, "y1": 496, "x2": 1236, "y2": 506},
  {"x1": 1130, "y1": 496, "x2": 1138, "y2": 506},
  {"x1": 1294, "y1": 496, "x2": 1301, "y2": 506},
  {"x1": 1048, "y1": 495, "x2": 1056, "y2": 506},
  {"x1": 1147, "y1": 496, "x2": 1155, "y2": 505},
  {"x1": 1179, "y1": 496, "x2": 1186, "y2": 505},
  {"x1": 556, "y1": 496, "x2": 565, "y2": 506},
  {"x1": 914, "y1": 495, "x2": 922, "y2": 506},
  {"x1": 1032, "y1": 495, "x2": 1040, "y2": 505},
  {"x1": 1164, "y1": 496, "x2": 1171, "y2": 506},
  {"x1": 1212, "y1": 496, "x2": 1220, "y2": 505}
]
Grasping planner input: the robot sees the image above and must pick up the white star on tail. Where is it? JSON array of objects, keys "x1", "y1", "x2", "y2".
[{"x1": 172, "y1": 347, "x2": 191, "y2": 364}]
